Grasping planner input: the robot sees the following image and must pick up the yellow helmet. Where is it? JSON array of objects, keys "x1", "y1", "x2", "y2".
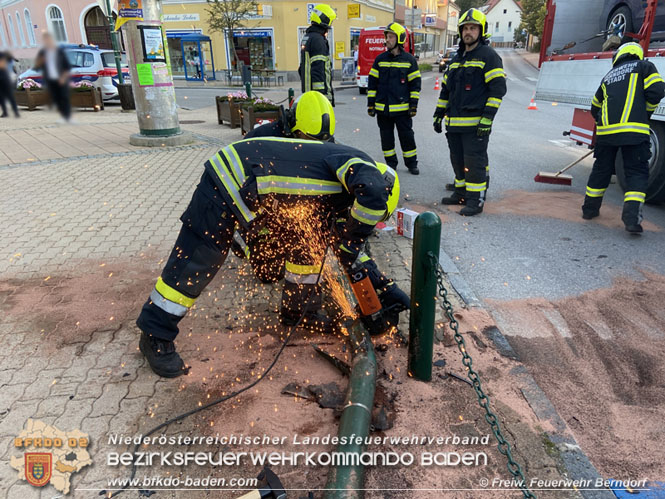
[
  {"x1": 291, "y1": 91, "x2": 336, "y2": 140},
  {"x1": 458, "y1": 8, "x2": 488, "y2": 39},
  {"x1": 613, "y1": 42, "x2": 644, "y2": 65},
  {"x1": 384, "y1": 22, "x2": 407, "y2": 46},
  {"x1": 311, "y1": 4, "x2": 336, "y2": 28},
  {"x1": 376, "y1": 162, "x2": 400, "y2": 221}
]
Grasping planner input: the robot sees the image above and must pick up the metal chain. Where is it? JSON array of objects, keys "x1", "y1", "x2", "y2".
[{"x1": 427, "y1": 252, "x2": 537, "y2": 499}]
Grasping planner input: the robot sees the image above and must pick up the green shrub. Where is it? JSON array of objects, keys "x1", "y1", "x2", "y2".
[{"x1": 419, "y1": 63, "x2": 433, "y2": 72}]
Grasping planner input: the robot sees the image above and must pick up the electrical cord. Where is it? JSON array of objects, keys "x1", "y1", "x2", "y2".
[{"x1": 110, "y1": 246, "x2": 331, "y2": 497}]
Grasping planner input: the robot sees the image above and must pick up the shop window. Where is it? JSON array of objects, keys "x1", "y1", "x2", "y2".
[{"x1": 231, "y1": 30, "x2": 274, "y2": 70}]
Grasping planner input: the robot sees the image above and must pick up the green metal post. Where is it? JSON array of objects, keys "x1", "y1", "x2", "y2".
[
  {"x1": 245, "y1": 82, "x2": 252, "y2": 99},
  {"x1": 288, "y1": 87, "x2": 295, "y2": 108},
  {"x1": 324, "y1": 321, "x2": 377, "y2": 498},
  {"x1": 105, "y1": 0, "x2": 124, "y2": 85},
  {"x1": 408, "y1": 212, "x2": 441, "y2": 382}
]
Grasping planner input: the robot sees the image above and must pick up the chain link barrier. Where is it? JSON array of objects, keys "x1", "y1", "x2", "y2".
[{"x1": 428, "y1": 252, "x2": 537, "y2": 499}]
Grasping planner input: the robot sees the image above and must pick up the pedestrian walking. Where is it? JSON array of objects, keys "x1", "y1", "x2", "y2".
[
  {"x1": 433, "y1": 8, "x2": 506, "y2": 216},
  {"x1": 584, "y1": 42, "x2": 665, "y2": 233},
  {"x1": 34, "y1": 32, "x2": 72, "y2": 123},
  {"x1": 367, "y1": 22, "x2": 421, "y2": 175},
  {"x1": 0, "y1": 51, "x2": 20, "y2": 118},
  {"x1": 299, "y1": 3, "x2": 336, "y2": 105}
]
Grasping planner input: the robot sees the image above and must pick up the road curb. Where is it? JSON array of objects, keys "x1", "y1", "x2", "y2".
[
  {"x1": 437, "y1": 243, "x2": 615, "y2": 498},
  {"x1": 516, "y1": 50, "x2": 541, "y2": 70}
]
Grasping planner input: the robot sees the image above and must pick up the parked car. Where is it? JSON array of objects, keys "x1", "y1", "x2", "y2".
[
  {"x1": 601, "y1": 0, "x2": 665, "y2": 42},
  {"x1": 438, "y1": 47, "x2": 457, "y2": 73},
  {"x1": 18, "y1": 44, "x2": 130, "y2": 101}
]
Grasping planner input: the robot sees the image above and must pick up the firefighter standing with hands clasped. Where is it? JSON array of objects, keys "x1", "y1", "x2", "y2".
[
  {"x1": 367, "y1": 22, "x2": 422, "y2": 175},
  {"x1": 584, "y1": 42, "x2": 665, "y2": 233},
  {"x1": 299, "y1": 3, "x2": 336, "y2": 105},
  {"x1": 433, "y1": 8, "x2": 506, "y2": 216}
]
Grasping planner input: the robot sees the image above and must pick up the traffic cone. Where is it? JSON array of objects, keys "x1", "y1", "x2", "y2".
[
  {"x1": 433, "y1": 77, "x2": 440, "y2": 91},
  {"x1": 527, "y1": 93, "x2": 538, "y2": 110}
]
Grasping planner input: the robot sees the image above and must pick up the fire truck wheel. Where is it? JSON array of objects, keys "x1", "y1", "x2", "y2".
[
  {"x1": 359, "y1": 87, "x2": 367, "y2": 95},
  {"x1": 616, "y1": 121, "x2": 665, "y2": 204}
]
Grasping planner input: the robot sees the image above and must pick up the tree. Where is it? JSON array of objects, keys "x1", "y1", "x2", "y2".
[
  {"x1": 519, "y1": 0, "x2": 547, "y2": 39},
  {"x1": 456, "y1": 0, "x2": 485, "y2": 13},
  {"x1": 206, "y1": 0, "x2": 258, "y2": 70}
]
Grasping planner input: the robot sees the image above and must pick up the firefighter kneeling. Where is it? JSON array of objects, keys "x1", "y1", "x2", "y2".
[{"x1": 136, "y1": 92, "x2": 409, "y2": 378}]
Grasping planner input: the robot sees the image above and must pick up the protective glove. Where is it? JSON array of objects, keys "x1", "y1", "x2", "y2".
[
  {"x1": 367, "y1": 105, "x2": 376, "y2": 117},
  {"x1": 379, "y1": 282, "x2": 410, "y2": 311},
  {"x1": 433, "y1": 115, "x2": 443, "y2": 134},
  {"x1": 336, "y1": 243, "x2": 359, "y2": 270},
  {"x1": 477, "y1": 117, "x2": 493, "y2": 137},
  {"x1": 409, "y1": 106, "x2": 417, "y2": 118}
]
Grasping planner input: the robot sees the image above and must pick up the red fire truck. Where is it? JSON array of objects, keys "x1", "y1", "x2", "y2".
[
  {"x1": 356, "y1": 27, "x2": 415, "y2": 94},
  {"x1": 536, "y1": 0, "x2": 665, "y2": 202}
]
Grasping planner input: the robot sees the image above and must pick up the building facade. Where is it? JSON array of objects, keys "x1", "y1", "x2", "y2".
[{"x1": 481, "y1": 0, "x2": 521, "y2": 46}]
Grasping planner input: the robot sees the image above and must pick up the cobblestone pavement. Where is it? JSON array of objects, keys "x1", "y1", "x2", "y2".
[{"x1": 0, "y1": 104, "x2": 572, "y2": 498}]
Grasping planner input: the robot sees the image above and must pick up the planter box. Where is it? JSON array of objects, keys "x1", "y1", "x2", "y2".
[
  {"x1": 240, "y1": 106, "x2": 281, "y2": 135},
  {"x1": 71, "y1": 88, "x2": 104, "y2": 111},
  {"x1": 15, "y1": 89, "x2": 50, "y2": 111},
  {"x1": 216, "y1": 98, "x2": 249, "y2": 128}
]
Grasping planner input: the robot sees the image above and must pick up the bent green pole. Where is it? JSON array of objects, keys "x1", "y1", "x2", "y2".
[
  {"x1": 324, "y1": 321, "x2": 377, "y2": 499},
  {"x1": 408, "y1": 211, "x2": 441, "y2": 382}
]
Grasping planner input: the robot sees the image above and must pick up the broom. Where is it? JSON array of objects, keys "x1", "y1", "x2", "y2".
[{"x1": 534, "y1": 149, "x2": 594, "y2": 186}]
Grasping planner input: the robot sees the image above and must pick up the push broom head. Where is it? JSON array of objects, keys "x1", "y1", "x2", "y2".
[{"x1": 534, "y1": 172, "x2": 573, "y2": 185}]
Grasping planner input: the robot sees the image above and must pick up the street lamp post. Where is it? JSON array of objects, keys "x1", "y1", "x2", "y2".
[{"x1": 104, "y1": 0, "x2": 124, "y2": 85}]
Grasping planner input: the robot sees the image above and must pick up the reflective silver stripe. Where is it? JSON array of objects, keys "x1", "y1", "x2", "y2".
[
  {"x1": 311, "y1": 55, "x2": 328, "y2": 62},
  {"x1": 221, "y1": 145, "x2": 246, "y2": 186},
  {"x1": 209, "y1": 153, "x2": 256, "y2": 222},
  {"x1": 285, "y1": 271, "x2": 320, "y2": 284},
  {"x1": 150, "y1": 289, "x2": 188, "y2": 317},
  {"x1": 256, "y1": 178, "x2": 343, "y2": 195}
]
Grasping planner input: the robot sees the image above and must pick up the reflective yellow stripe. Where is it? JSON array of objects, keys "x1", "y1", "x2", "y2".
[
  {"x1": 410, "y1": 91, "x2": 420, "y2": 99},
  {"x1": 369, "y1": 68, "x2": 379, "y2": 78},
  {"x1": 313, "y1": 82, "x2": 325, "y2": 90},
  {"x1": 378, "y1": 61, "x2": 411, "y2": 68},
  {"x1": 209, "y1": 153, "x2": 256, "y2": 222},
  {"x1": 310, "y1": 55, "x2": 328, "y2": 63},
  {"x1": 221, "y1": 145, "x2": 246, "y2": 187},
  {"x1": 647, "y1": 102, "x2": 658, "y2": 112},
  {"x1": 448, "y1": 62, "x2": 460, "y2": 69},
  {"x1": 644, "y1": 73, "x2": 664, "y2": 89},
  {"x1": 367, "y1": 90, "x2": 377, "y2": 97},
  {"x1": 592, "y1": 96, "x2": 602, "y2": 108},
  {"x1": 596, "y1": 122, "x2": 650, "y2": 135},
  {"x1": 351, "y1": 200, "x2": 386, "y2": 225},
  {"x1": 442, "y1": 73, "x2": 448, "y2": 85},
  {"x1": 155, "y1": 277, "x2": 196, "y2": 308},
  {"x1": 601, "y1": 84, "x2": 609, "y2": 127},
  {"x1": 407, "y1": 70, "x2": 421, "y2": 81},
  {"x1": 624, "y1": 191, "x2": 646, "y2": 202},
  {"x1": 620, "y1": 73, "x2": 638, "y2": 124},
  {"x1": 375, "y1": 102, "x2": 385, "y2": 111},
  {"x1": 335, "y1": 158, "x2": 376, "y2": 190},
  {"x1": 466, "y1": 182, "x2": 487, "y2": 192},
  {"x1": 586, "y1": 186, "x2": 606, "y2": 197},
  {"x1": 256, "y1": 175, "x2": 343, "y2": 196},
  {"x1": 285, "y1": 261, "x2": 322, "y2": 275},
  {"x1": 484, "y1": 68, "x2": 506, "y2": 83},
  {"x1": 383, "y1": 149, "x2": 396, "y2": 157},
  {"x1": 437, "y1": 99, "x2": 448, "y2": 109},
  {"x1": 454, "y1": 178, "x2": 466, "y2": 187},
  {"x1": 389, "y1": 103, "x2": 410, "y2": 112},
  {"x1": 403, "y1": 148, "x2": 417, "y2": 158},
  {"x1": 304, "y1": 52, "x2": 311, "y2": 91},
  {"x1": 241, "y1": 137, "x2": 325, "y2": 145},
  {"x1": 486, "y1": 97, "x2": 502, "y2": 108},
  {"x1": 464, "y1": 60, "x2": 485, "y2": 69},
  {"x1": 445, "y1": 116, "x2": 482, "y2": 126}
]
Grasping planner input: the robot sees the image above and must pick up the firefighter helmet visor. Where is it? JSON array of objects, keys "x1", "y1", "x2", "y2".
[
  {"x1": 311, "y1": 4, "x2": 336, "y2": 28},
  {"x1": 291, "y1": 91, "x2": 336, "y2": 140},
  {"x1": 384, "y1": 22, "x2": 407, "y2": 46}
]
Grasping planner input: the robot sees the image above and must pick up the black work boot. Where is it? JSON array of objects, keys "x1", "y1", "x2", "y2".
[
  {"x1": 407, "y1": 164, "x2": 420, "y2": 175},
  {"x1": 622, "y1": 200, "x2": 644, "y2": 235},
  {"x1": 582, "y1": 195, "x2": 602, "y2": 220},
  {"x1": 441, "y1": 192, "x2": 466, "y2": 205},
  {"x1": 445, "y1": 183, "x2": 455, "y2": 192},
  {"x1": 460, "y1": 200, "x2": 483, "y2": 216},
  {"x1": 139, "y1": 331, "x2": 187, "y2": 378}
]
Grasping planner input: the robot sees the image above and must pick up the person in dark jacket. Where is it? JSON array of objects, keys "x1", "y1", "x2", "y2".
[
  {"x1": 299, "y1": 3, "x2": 336, "y2": 105},
  {"x1": 136, "y1": 93, "x2": 408, "y2": 378},
  {"x1": 367, "y1": 22, "x2": 421, "y2": 175},
  {"x1": 433, "y1": 8, "x2": 507, "y2": 216},
  {"x1": 34, "y1": 32, "x2": 72, "y2": 122},
  {"x1": 584, "y1": 42, "x2": 665, "y2": 233},
  {"x1": 0, "y1": 51, "x2": 20, "y2": 118}
]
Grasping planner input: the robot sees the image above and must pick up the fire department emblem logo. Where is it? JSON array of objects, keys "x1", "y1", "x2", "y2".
[{"x1": 25, "y1": 453, "x2": 52, "y2": 487}]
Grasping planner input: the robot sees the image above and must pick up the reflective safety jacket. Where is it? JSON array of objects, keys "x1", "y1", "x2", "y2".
[
  {"x1": 202, "y1": 137, "x2": 391, "y2": 257},
  {"x1": 434, "y1": 42, "x2": 506, "y2": 132},
  {"x1": 591, "y1": 56, "x2": 665, "y2": 146},
  {"x1": 299, "y1": 25, "x2": 334, "y2": 104},
  {"x1": 367, "y1": 49, "x2": 421, "y2": 114}
]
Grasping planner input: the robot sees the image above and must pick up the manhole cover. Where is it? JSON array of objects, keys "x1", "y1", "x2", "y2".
[{"x1": 180, "y1": 120, "x2": 205, "y2": 124}]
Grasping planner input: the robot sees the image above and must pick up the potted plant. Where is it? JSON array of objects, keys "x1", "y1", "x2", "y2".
[
  {"x1": 15, "y1": 79, "x2": 49, "y2": 111},
  {"x1": 70, "y1": 81, "x2": 104, "y2": 111},
  {"x1": 240, "y1": 97, "x2": 281, "y2": 135},
  {"x1": 216, "y1": 91, "x2": 253, "y2": 128}
]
